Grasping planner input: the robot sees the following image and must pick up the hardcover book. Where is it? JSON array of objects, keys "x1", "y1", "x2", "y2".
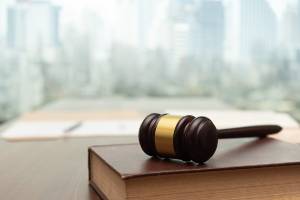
[{"x1": 88, "y1": 138, "x2": 300, "y2": 200}]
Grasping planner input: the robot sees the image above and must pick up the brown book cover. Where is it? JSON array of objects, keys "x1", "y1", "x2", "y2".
[{"x1": 88, "y1": 138, "x2": 300, "y2": 200}]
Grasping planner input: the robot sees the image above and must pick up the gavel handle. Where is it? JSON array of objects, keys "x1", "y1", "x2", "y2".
[{"x1": 218, "y1": 125, "x2": 282, "y2": 139}]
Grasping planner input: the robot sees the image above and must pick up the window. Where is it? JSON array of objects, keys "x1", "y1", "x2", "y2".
[{"x1": 0, "y1": 0, "x2": 299, "y2": 121}]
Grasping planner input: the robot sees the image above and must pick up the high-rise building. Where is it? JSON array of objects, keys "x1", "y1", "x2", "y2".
[
  {"x1": 0, "y1": 0, "x2": 60, "y2": 120},
  {"x1": 7, "y1": 0, "x2": 60, "y2": 50},
  {"x1": 0, "y1": 50, "x2": 44, "y2": 120},
  {"x1": 137, "y1": 0, "x2": 157, "y2": 50},
  {"x1": 0, "y1": 52, "x2": 18, "y2": 121},
  {"x1": 146, "y1": 0, "x2": 172, "y2": 51},
  {"x1": 280, "y1": 1, "x2": 300, "y2": 51},
  {"x1": 191, "y1": 0, "x2": 225, "y2": 61},
  {"x1": 278, "y1": 1, "x2": 300, "y2": 81},
  {"x1": 168, "y1": 0, "x2": 194, "y2": 66},
  {"x1": 239, "y1": 0, "x2": 277, "y2": 60}
]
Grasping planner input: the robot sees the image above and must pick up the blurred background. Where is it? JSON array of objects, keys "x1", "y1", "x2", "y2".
[{"x1": 0, "y1": 0, "x2": 300, "y2": 123}]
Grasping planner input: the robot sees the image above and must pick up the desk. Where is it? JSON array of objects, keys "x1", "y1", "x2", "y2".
[
  {"x1": 1, "y1": 98, "x2": 298, "y2": 199},
  {"x1": 0, "y1": 97, "x2": 231, "y2": 199},
  {"x1": 0, "y1": 136, "x2": 137, "y2": 200}
]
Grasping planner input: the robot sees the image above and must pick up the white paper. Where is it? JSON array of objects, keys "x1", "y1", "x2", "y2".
[
  {"x1": 68, "y1": 119, "x2": 142, "y2": 137},
  {"x1": 3, "y1": 110, "x2": 297, "y2": 141},
  {"x1": 1, "y1": 121, "x2": 77, "y2": 140},
  {"x1": 165, "y1": 110, "x2": 299, "y2": 129}
]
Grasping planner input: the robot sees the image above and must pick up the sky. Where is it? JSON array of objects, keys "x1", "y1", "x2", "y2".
[
  {"x1": 51, "y1": 0, "x2": 290, "y2": 36},
  {"x1": 0, "y1": 0, "x2": 295, "y2": 43},
  {"x1": 51, "y1": 0, "x2": 288, "y2": 16}
]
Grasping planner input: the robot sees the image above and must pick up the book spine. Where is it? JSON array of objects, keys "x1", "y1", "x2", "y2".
[{"x1": 88, "y1": 148, "x2": 111, "y2": 200}]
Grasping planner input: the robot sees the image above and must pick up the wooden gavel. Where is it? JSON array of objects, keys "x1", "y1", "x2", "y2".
[{"x1": 138, "y1": 113, "x2": 282, "y2": 163}]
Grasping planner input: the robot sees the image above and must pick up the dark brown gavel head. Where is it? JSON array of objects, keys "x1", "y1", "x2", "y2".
[
  {"x1": 139, "y1": 113, "x2": 218, "y2": 163},
  {"x1": 139, "y1": 113, "x2": 282, "y2": 163}
]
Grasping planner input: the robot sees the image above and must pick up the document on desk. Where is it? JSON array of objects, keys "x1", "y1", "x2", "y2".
[
  {"x1": 68, "y1": 119, "x2": 142, "y2": 137},
  {"x1": 1, "y1": 121, "x2": 78, "y2": 141},
  {"x1": 1, "y1": 119, "x2": 142, "y2": 140},
  {"x1": 2, "y1": 110, "x2": 298, "y2": 141}
]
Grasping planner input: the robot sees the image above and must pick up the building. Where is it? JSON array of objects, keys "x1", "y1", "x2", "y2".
[
  {"x1": 280, "y1": 1, "x2": 300, "y2": 53},
  {"x1": 7, "y1": 0, "x2": 60, "y2": 50},
  {"x1": 1, "y1": 0, "x2": 60, "y2": 120},
  {"x1": 168, "y1": 0, "x2": 194, "y2": 67},
  {"x1": 191, "y1": 0, "x2": 225, "y2": 61},
  {"x1": 239, "y1": 0, "x2": 278, "y2": 61}
]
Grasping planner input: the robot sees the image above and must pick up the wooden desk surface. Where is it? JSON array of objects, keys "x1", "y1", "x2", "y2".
[
  {"x1": 1, "y1": 98, "x2": 298, "y2": 199},
  {"x1": 0, "y1": 97, "x2": 231, "y2": 199},
  {"x1": 1, "y1": 132, "x2": 299, "y2": 200},
  {"x1": 0, "y1": 136, "x2": 137, "y2": 200}
]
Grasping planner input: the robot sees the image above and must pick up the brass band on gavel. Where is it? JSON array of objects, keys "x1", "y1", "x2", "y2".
[{"x1": 154, "y1": 115, "x2": 182, "y2": 157}]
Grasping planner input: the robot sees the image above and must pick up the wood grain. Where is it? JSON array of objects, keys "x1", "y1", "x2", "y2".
[{"x1": 0, "y1": 136, "x2": 137, "y2": 200}]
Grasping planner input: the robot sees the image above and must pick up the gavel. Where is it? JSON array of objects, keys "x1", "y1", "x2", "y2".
[{"x1": 139, "y1": 113, "x2": 282, "y2": 163}]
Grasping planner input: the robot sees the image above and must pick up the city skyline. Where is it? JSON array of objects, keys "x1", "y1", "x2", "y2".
[
  {"x1": 0, "y1": 0, "x2": 300, "y2": 121},
  {"x1": 0, "y1": 0, "x2": 295, "y2": 45}
]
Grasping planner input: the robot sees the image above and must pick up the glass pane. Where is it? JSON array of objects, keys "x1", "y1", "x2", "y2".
[{"x1": 0, "y1": 0, "x2": 299, "y2": 121}]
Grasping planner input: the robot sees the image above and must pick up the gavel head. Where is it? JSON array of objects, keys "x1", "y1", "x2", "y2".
[{"x1": 139, "y1": 113, "x2": 218, "y2": 163}]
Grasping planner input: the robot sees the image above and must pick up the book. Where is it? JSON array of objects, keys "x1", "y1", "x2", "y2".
[{"x1": 88, "y1": 138, "x2": 300, "y2": 200}]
